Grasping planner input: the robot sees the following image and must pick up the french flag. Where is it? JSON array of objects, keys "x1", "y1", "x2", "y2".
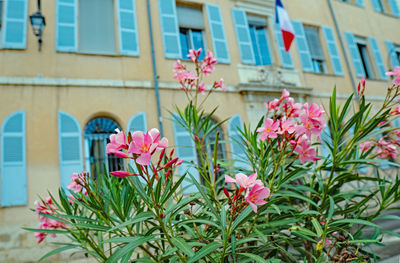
[{"x1": 275, "y1": 0, "x2": 295, "y2": 52}]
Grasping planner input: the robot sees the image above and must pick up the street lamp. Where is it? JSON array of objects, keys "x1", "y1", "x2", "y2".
[{"x1": 29, "y1": 0, "x2": 46, "y2": 51}]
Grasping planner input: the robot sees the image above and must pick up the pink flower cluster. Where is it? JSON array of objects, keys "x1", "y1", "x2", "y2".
[
  {"x1": 34, "y1": 197, "x2": 65, "y2": 243},
  {"x1": 106, "y1": 128, "x2": 168, "y2": 169},
  {"x1": 386, "y1": 67, "x2": 400, "y2": 86},
  {"x1": 173, "y1": 48, "x2": 225, "y2": 94},
  {"x1": 106, "y1": 128, "x2": 183, "y2": 180},
  {"x1": 67, "y1": 172, "x2": 87, "y2": 194},
  {"x1": 257, "y1": 89, "x2": 325, "y2": 164},
  {"x1": 225, "y1": 173, "x2": 270, "y2": 213}
]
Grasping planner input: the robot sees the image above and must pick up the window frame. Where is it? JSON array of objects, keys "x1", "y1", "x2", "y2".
[
  {"x1": 248, "y1": 23, "x2": 272, "y2": 66},
  {"x1": 394, "y1": 44, "x2": 400, "y2": 65},
  {"x1": 177, "y1": 5, "x2": 207, "y2": 60},
  {"x1": 354, "y1": 36, "x2": 376, "y2": 79},
  {"x1": 304, "y1": 26, "x2": 328, "y2": 74}
]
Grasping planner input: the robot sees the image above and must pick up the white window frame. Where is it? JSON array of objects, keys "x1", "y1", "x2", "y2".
[{"x1": 304, "y1": 26, "x2": 328, "y2": 74}]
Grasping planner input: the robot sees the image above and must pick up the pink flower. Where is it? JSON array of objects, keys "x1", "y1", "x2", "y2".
[
  {"x1": 201, "y1": 51, "x2": 217, "y2": 76},
  {"x1": 128, "y1": 129, "x2": 168, "y2": 165},
  {"x1": 294, "y1": 136, "x2": 320, "y2": 164},
  {"x1": 106, "y1": 129, "x2": 127, "y2": 155},
  {"x1": 264, "y1": 99, "x2": 280, "y2": 112},
  {"x1": 198, "y1": 82, "x2": 207, "y2": 94},
  {"x1": 257, "y1": 118, "x2": 280, "y2": 140},
  {"x1": 110, "y1": 171, "x2": 136, "y2": 177},
  {"x1": 392, "y1": 107, "x2": 400, "y2": 115},
  {"x1": 360, "y1": 141, "x2": 372, "y2": 152},
  {"x1": 357, "y1": 77, "x2": 366, "y2": 96},
  {"x1": 67, "y1": 172, "x2": 85, "y2": 193},
  {"x1": 386, "y1": 67, "x2": 400, "y2": 86},
  {"x1": 377, "y1": 138, "x2": 398, "y2": 159},
  {"x1": 188, "y1": 48, "x2": 202, "y2": 62},
  {"x1": 173, "y1": 70, "x2": 198, "y2": 83},
  {"x1": 213, "y1": 78, "x2": 226, "y2": 91},
  {"x1": 281, "y1": 89, "x2": 290, "y2": 101},
  {"x1": 224, "y1": 173, "x2": 263, "y2": 190},
  {"x1": 173, "y1": 60, "x2": 186, "y2": 72},
  {"x1": 278, "y1": 117, "x2": 296, "y2": 135},
  {"x1": 245, "y1": 184, "x2": 270, "y2": 213},
  {"x1": 35, "y1": 231, "x2": 46, "y2": 244}
]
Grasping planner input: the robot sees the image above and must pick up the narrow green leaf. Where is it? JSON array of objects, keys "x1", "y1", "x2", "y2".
[
  {"x1": 331, "y1": 219, "x2": 380, "y2": 228},
  {"x1": 23, "y1": 227, "x2": 68, "y2": 234},
  {"x1": 171, "y1": 237, "x2": 194, "y2": 257},
  {"x1": 106, "y1": 236, "x2": 153, "y2": 263},
  {"x1": 311, "y1": 218, "x2": 323, "y2": 237},
  {"x1": 328, "y1": 196, "x2": 334, "y2": 220},
  {"x1": 188, "y1": 242, "x2": 221, "y2": 263},
  {"x1": 108, "y1": 211, "x2": 154, "y2": 232},
  {"x1": 38, "y1": 245, "x2": 79, "y2": 262},
  {"x1": 239, "y1": 253, "x2": 267, "y2": 263}
]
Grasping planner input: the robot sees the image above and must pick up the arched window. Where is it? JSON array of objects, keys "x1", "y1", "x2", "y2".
[{"x1": 84, "y1": 117, "x2": 123, "y2": 176}]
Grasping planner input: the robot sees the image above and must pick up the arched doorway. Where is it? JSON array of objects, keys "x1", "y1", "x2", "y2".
[{"x1": 84, "y1": 117, "x2": 123, "y2": 176}]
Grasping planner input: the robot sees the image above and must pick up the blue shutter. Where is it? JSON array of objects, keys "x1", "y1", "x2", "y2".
[
  {"x1": 292, "y1": 20, "x2": 313, "y2": 72},
  {"x1": 344, "y1": 32, "x2": 365, "y2": 77},
  {"x1": 368, "y1": 37, "x2": 388, "y2": 80},
  {"x1": 1, "y1": 111, "x2": 26, "y2": 206},
  {"x1": 386, "y1": 41, "x2": 400, "y2": 67},
  {"x1": 2, "y1": 0, "x2": 28, "y2": 49},
  {"x1": 321, "y1": 126, "x2": 332, "y2": 159},
  {"x1": 231, "y1": 8, "x2": 255, "y2": 64},
  {"x1": 356, "y1": 0, "x2": 364, "y2": 7},
  {"x1": 206, "y1": 4, "x2": 230, "y2": 64},
  {"x1": 370, "y1": 0, "x2": 383, "y2": 11},
  {"x1": 158, "y1": 0, "x2": 181, "y2": 59},
  {"x1": 172, "y1": 115, "x2": 199, "y2": 194},
  {"x1": 388, "y1": 0, "x2": 400, "y2": 17},
  {"x1": 274, "y1": 24, "x2": 293, "y2": 68},
  {"x1": 117, "y1": 0, "x2": 139, "y2": 56},
  {"x1": 228, "y1": 115, "x2": 250, "y2": 171},
  {"x1": 58, "y1": 111, "x2": 83, "y2": 189},
  {"x1": 56, "y1": 0, "x2": 77, "y2": 52},
  {"x1": 322, "y1": 26, "x2": 344, "y2": 76},
  {"x1": 127, "y1": 112, "x2": 147, "y2": 133}
]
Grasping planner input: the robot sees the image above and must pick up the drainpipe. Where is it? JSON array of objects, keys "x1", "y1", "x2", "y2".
[
  {"x1": 146, "y1": 0, "x2": 164, "y2": 136},
  {"x1": 327, "y1": 0, "x2": 359, "y2": 101}
]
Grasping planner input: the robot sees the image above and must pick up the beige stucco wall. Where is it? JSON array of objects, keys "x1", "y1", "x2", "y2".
[{"x1": 0, "y1": 0, "x2": 399, "y2": 261}]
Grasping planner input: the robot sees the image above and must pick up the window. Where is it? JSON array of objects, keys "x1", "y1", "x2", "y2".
[
  {"x1": 338, "y1": 0, "x2": 364, "y2": 7},
  {"x1": 248, "y1": 16, "x2": 272, "y2": 66},
  {"x1": 84, "y1": 118, "x2": 124, "y2": 176},
  {"x1": 56, "y1": 0, "x2": 139, "y2": 55},
  {"x1": 79, "y1": 0, "x2": 116, "y2": 54},
  {"x1": 374, "y1": 0, "x2": 386, "y2": 12},
  {"x1": 304, "y1": 26, "x2": 327, "y2": 73},
  {"x1": 355, "y1": 37, "x2": 375, "y2": 79},
  {"x1": 177, "y1": 5, "x2": 206, "y2": 60},
  {"x1": 394, "y1": 45, "x2": 400, "y2": 65},
  {"x1": 0, "y1": 0, "x2": 3, "y2": 29},
  {"x1": 371, "y1": 0, "x2": 400, "y2": 16}
]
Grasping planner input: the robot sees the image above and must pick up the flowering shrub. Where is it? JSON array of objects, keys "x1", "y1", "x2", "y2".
[{"x1": 26, "y1": 52, "x2": 400, "y2": 262}]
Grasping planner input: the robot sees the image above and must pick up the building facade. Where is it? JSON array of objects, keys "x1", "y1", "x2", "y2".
[{"x1": 0, "y1": 0, "x2": 399, "y2": 261}]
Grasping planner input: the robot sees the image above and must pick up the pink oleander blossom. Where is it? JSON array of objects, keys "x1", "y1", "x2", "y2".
[
  {"x1": 110, "y1": 171, "x2": 136, "y2": 177},
  {"x1": 386, "y1": 67, "x2": 400, "y2": 86},
  {"x1": 67, "y1": 172, "x2": 86, "y2": 193},
  {"x1": 377, "y1": 138, "x2": 398, "y2": 159},
  {"x1": 128, "y1": 129, "x2": 168, "y2": 165},
  {"x1": 257, "y1": 118, "x2": 280, "y2": 140},
  {"x1": 201, "y1": 51, "x2": 217, "y2": 76},
  {"x1": 213, "y1": 78, "x2": 226, "y2": 91},
  {"x1": 225, "y1": 173, "x2": 263, "y2": 190},
  {"x1": 245, "y1": 184, "x2": 270, "y2": 213},
  {"x1": 278, "y1": 117, "x2": 296, "y2": 135},
  {"x1": 281, "y1": 89, "x2": 290, "y2": 101},
  {"x1": 106, "y1": 129, "x2": 127, "y2": 155},
  {"x1": 360, "y1": 141, "x2": 372, "y2": 152},
  {"x1": 294, "y1": 136, "x2": 320, "y2": 164},
  {"x1": 198, "y1": 82, "x2": 207, "y2": 94},
  {"x1": 188, "y1": 48, "x2": 202, "y2": 62}
]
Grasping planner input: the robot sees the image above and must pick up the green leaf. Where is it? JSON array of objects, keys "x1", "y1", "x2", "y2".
[
  {"x1": 107, "y1": 211, "x2": 154, "y2": 232},
  {"x1": 231, "y1": 206, "x2": 252, "y2": 231},
  {"x1": 239, "y1": 253, "x2": 267, "y2": 262},
  {"x1": 171, "y1": 237, "x2": 194, "y2": 257},
  {"x1": 38, "y1": 245, "x2": 79, "y2": 262},
  {"x1": 311, "y1": 217, "x2": 323, "y2": 237},
  {"x1": 72, "y1": 223, "x2": 110, "y2": 231},
  {"x1": 23, "y1": 227, "x2": 68, "y2": 234},
  {"x1": 106, "y1": 236, "x2": 153, "y2": 263},
  {"x1": 188, "y1": 242, "x2": 221, "y2": 263},
  {"x1": 328, "y1": 196, "x2": 335, "y2": 220},
  {"x1": 331, "y1": 219, "x2": 381, "y2": 228}
]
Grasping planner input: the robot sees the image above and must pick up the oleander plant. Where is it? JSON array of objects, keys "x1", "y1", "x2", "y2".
[{"x1": 26, "y1": 50, "x2": 400, "y2": 263}]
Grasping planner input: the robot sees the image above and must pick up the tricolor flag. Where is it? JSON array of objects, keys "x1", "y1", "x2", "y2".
[{"x1": 275, "y1": 0, "x2": 295, "y2": 52}]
